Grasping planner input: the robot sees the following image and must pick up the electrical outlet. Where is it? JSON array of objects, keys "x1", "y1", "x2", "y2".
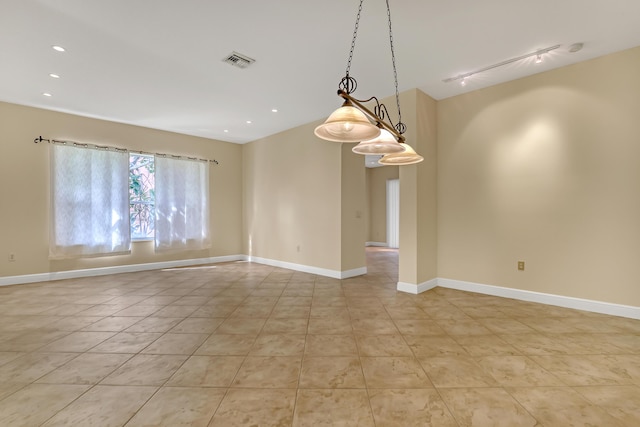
[
  {"x1": 8, "y1": 253, "x2": 16, "y2": 262},
  {"x1": 517, "y1": 261, "x2": 525, "y2": 271}
]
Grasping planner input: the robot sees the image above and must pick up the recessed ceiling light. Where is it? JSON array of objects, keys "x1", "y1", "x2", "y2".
[
  {"x1": 49, "y1": 73, "x2": 60, "y2": 78},
  {"x1": 246, "y1": 120, "x2": 252, "y2": 124},
  {"x1": 43, "y1": 92, "x2": 52, "y2": 97},
  {"x1": 223, "y1": 129, "x2": 229, "y2": 133},
  {"x1": 271, "y1": 109, "x2": 278, "y2": 113},
  {"x1": 52, "y1": 45, "x2": 65, "y2": 52}
]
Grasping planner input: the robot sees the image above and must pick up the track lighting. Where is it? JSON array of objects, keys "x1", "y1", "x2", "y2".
[{"x1": 444, "y1": 44, "x2": 560, "y2": 85}]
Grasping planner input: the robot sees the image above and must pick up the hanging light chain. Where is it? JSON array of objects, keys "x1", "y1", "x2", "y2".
[
  {"x1": 385, "y1": 0, "x2": 404, "y2": 133},
  {"x1": 345, "y1": 0, "x2": 365, "y2": 77},
  {"x1": 340, "y1": 0, "x2": 365, "y2": 94},
  {"x1": 338, "y1": 0, "x2": 406, "y2": 136}
]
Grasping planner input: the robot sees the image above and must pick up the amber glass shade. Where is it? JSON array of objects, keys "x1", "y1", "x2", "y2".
[
  {"x1": 314, "y1": 101, "x2": 381, "y2": 143},
  {"x1": 378, "y1": 143, "x2": 424, "y2": 165},
  {"x1": 352, "y1": 129, "x2": 406, "y2": 155}
]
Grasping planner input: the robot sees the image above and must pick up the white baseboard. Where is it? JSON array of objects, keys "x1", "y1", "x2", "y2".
[
  {"x1": 366, "y1": 242, "x2": 388, "y2": 247},
  {"x1": 438, "y1": 277, "x2": 640, "y2": 320},
  {"x1": 397, "y1": 279, "x2": 438, "y2": 294},
  {"x1": 0, "y1": 255, "x2": 247, "y2": 287},
  {"x1": 248, "y1": 256, "x2": 366, "y2": 279},
  {"x1": 5, "y1": 258, "x2": 636, "y2": 320},
  {"x1": 0, "y1": 254, "x2": 366, "y2": 287},
  {"x1": 340, "y1": 267, "x2": 367, "y2": 279}
]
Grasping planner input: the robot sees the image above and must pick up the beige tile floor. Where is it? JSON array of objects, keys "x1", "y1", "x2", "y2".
[{"x1": 0, "y1": 247, "x2": 639, "y2": 426}]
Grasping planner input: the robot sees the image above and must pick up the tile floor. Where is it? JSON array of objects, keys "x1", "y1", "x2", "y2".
[{"x1": 0, "y1": 247, "x2": 639, "y2": 426}]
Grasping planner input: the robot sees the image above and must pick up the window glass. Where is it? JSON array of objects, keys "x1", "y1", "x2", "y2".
[{"x1": 129, "y1": 154, "x2": 155, "y2": 240}]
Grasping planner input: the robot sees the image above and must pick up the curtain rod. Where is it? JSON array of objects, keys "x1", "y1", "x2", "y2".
[{"x1": 33, "y1": 136, "x2": 219, "y2": 165}]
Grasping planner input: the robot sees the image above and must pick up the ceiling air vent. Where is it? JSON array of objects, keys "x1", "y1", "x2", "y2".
[{"x1": 222, "y1": 51, "x2": 255, "y2": 69}]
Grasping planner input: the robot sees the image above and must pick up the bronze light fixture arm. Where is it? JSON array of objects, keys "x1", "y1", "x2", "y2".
[{"x1": 337, "y1": 89, "x2": 406, "y2": 144}]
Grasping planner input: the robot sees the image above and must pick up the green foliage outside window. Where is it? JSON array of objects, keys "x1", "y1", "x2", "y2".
[{"x1": 129, "y1": 154, "x2": 155, "y2": 240}]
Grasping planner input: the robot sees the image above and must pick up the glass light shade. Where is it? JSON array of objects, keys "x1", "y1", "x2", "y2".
[
  {"x1": 352, "y1": 129, "x2": 406, "y2": 155},
  {"x1": 314, "y1": 102, "x2": 381, "y2": 143},
  {"x1": 378, "y1": 143, "x2": 424, "y2": 165}
]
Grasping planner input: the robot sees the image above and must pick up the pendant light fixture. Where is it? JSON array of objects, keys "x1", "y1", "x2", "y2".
[
  {"x1": 314, "y1": 0, "x2": 422, "y2": 164},
  {"x1": 314, "y1": 99, "x2": 381, "y2": 143},
  {"x1": 352, "y1": 129, "x2": 406, "y2": 155},
  {"x1": 378, "y1": 143, "x2": 423, "y2": 165}
]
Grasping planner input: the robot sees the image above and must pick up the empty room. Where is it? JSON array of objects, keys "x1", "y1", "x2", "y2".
[{"x1": 1, "y1": 0, "x2": 640, "y2": 426}]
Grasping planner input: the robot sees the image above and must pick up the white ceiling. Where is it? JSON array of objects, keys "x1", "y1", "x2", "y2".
[{"x1": 2, "y1": 0, "x2": 640, "y2": 144}]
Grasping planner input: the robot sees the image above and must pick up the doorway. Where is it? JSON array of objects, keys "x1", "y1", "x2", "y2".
[{"x1": 386, "y1": 178, "x2": 399, "y2": 249}]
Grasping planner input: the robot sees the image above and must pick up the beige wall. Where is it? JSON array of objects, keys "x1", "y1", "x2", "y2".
[
  {"x1": 0, "y1": 102, "x2": 243, "y2": 278},
  {"x1": 242, "y1": 120, "x2": 344, "y2": 272},
  {"x1": 366, "y1": 166, "x2": 399, "y2": 244},
  {"x1": 397, "y1": 89, "x2": 439, "y2": 286},
  {"x1": 4, "y1": 45, "x2": 640, "y2": 309},
  {"x1": 437, "y1": 46, "x2": 640, "y2": 306},
  {"x1": 416, "y1": 89, "x2": 439, "y2": 283},
  {"x1": 341, "y1": 144, "x2": 367, "y2": 271}
]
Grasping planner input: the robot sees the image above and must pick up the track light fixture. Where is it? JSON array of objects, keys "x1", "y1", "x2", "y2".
[
  {"x1": 314, "y1": 0, "x2": 423, "y2": 166},
  {"x1": 443, "y1": 44, "x2": 561, "y2": 85}
]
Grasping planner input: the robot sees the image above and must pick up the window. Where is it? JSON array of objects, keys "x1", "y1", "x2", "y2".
[
  {"x1": 129, "y1": 154, "x2": 155, "y2": 240},
  {"x1": 50, "y1": 144, "x2": 131, "y2": 258},
  {"x1": 50, "y1": 145, "x2": 209, "y2": 257},
  {"x1": 154, "y1": 156, "x2": 210, "y2": 251}
]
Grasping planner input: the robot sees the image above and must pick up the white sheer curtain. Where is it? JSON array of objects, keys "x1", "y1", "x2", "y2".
[
  {"x1": 50, "y1": 143, "x2": 131, "y2": 258},
  {"x1": 154, "y1": 156, "x2": 210, "y2": 252}
]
